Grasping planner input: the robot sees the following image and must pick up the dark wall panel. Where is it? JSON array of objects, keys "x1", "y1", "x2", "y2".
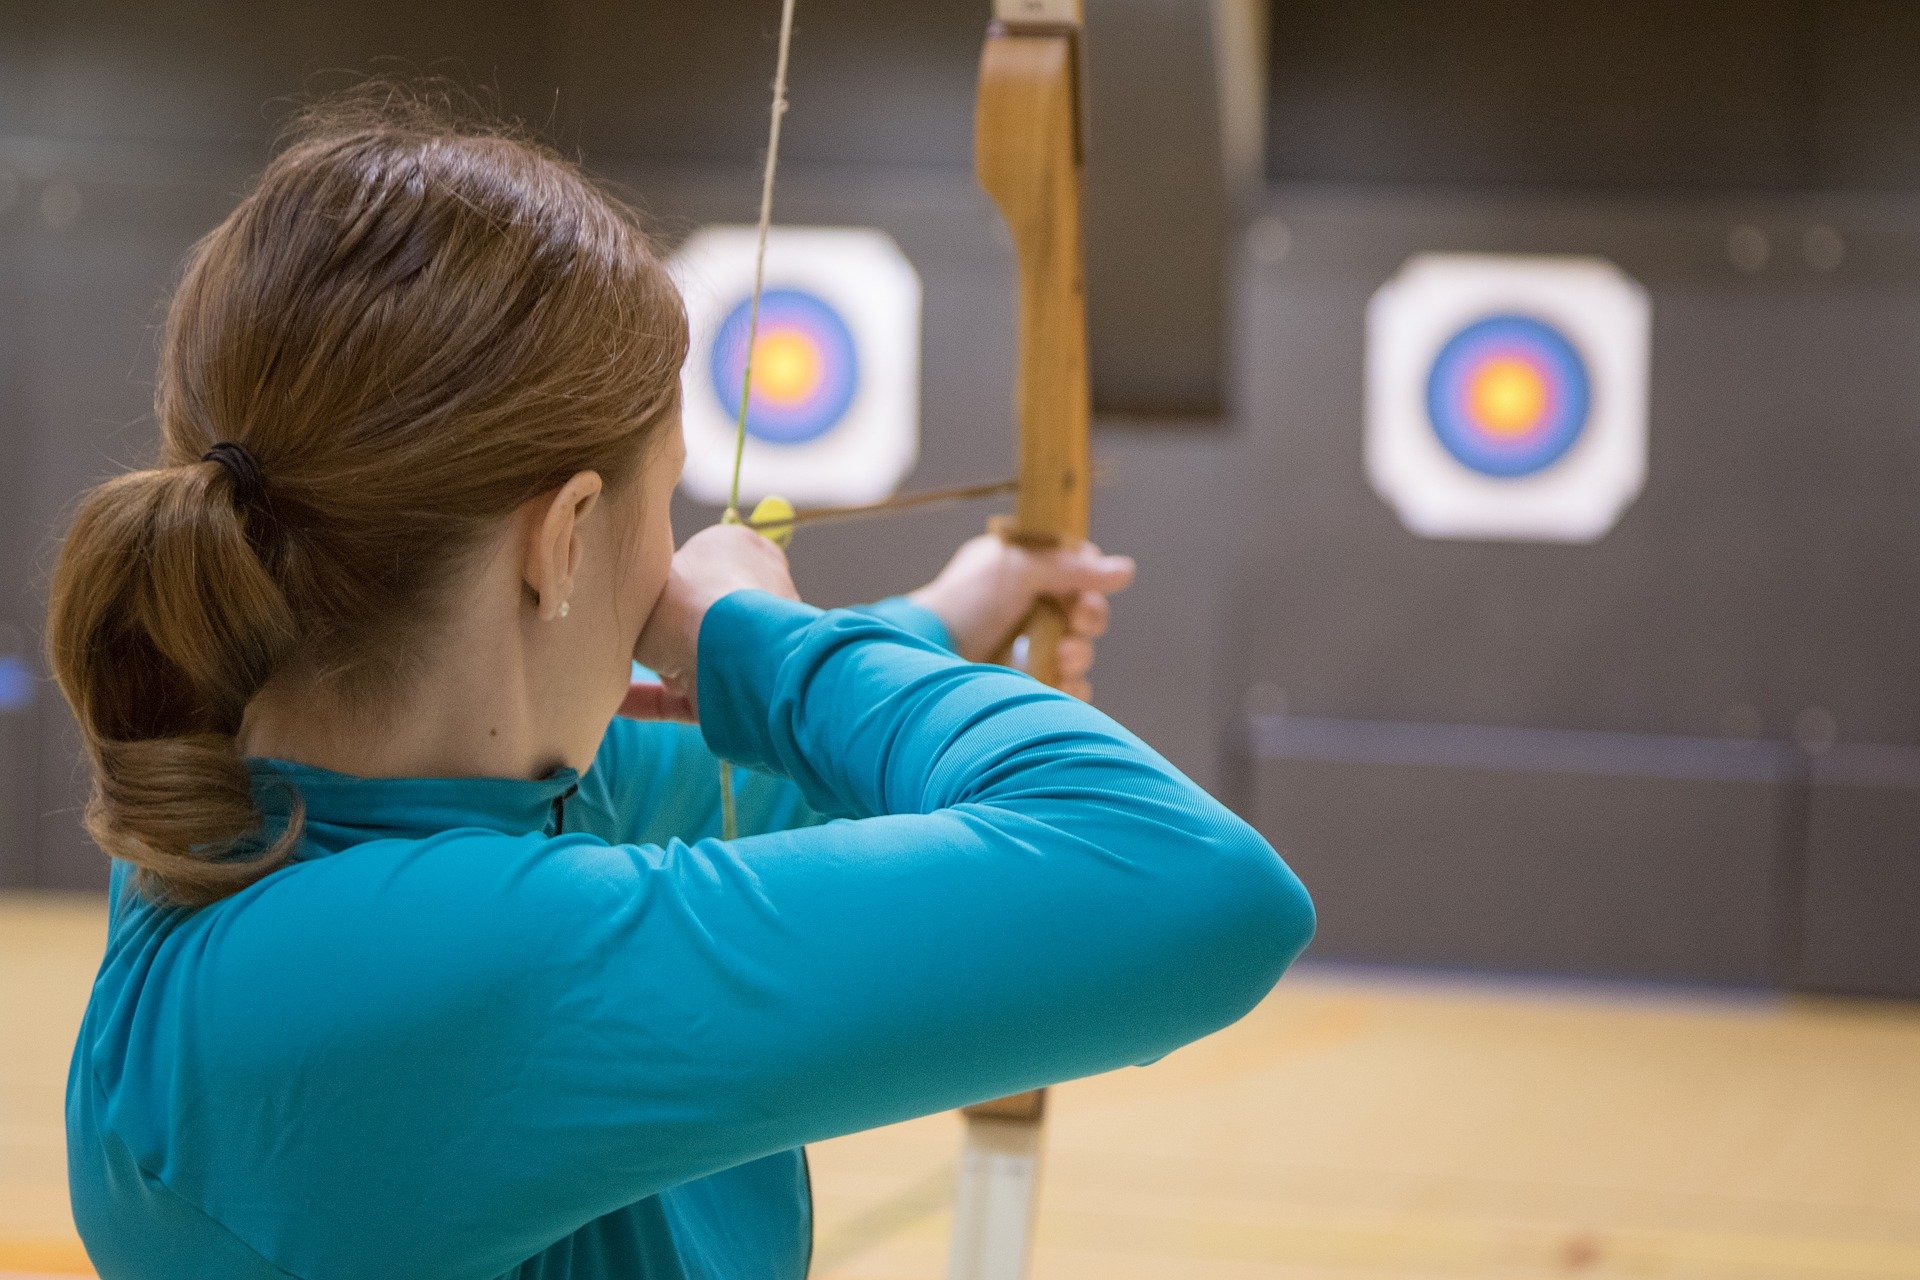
[
  {"x1": 1252, "y1": 758, "x2": 1784, "y2": 984},
  {"x1": 1080, "y1": 0, "x2": 1232, "y2": 414},
  {"x1": 1797, "y1": 779, "x2": 1920, "y2": 997},
  {"x1": 9, "y1": 159, "x2": 243, "y2": 890},
  {"x1": 0, "y1": 206, "x2": 30, "y2": 887},
  {"x1": 1815, "y1": 2, "x2": 1920, "y2": 188},
  {"x1": 555, "y1": 2, "x2": 980, "y2": 171},
  {"x1": 0, "y1": 1, "x2": 554, "y2": 144},
  {"x1": 1268, "y1": 0, "x2": 1920, "y2": 193}
]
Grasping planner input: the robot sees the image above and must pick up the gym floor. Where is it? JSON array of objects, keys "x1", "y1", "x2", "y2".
[{"x1": 4, "y1": 893, "x2": 1916, "y2": 1280}]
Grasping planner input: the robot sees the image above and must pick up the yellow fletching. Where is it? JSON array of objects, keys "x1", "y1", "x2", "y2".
[{"x1": 750, "y1": 495, "x2": 795, "y2": 547}]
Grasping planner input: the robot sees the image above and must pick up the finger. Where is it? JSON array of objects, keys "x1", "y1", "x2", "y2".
[
  {"x1": 1067, "y1": 591, "x2": 1109, "y2": 638},
  {"x1": 1056, "y1": 635, "x2": 1095, "y2": 680},
  {"x1": 619, "y1": 679, "x2": 697, "y2": 723},
  {"x1": 1024, "y1": 543, "x2": 1136, "y2": 597}
]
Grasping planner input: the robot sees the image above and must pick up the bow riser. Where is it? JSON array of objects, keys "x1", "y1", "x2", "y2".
[{"x1": 975, "y1": 24, "x2": 1091, "y2": 691}]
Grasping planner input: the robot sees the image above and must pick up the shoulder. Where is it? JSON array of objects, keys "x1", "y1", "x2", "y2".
[
  {"x1": 142, "y1": 832, "x2": 649, "y2": 1006},
  {"x1": 264, "y1": 828, "x2": 649, "y2": 929},
  {"x1": 105, "y1": 833, "x2": 666, "y2": 1090}
]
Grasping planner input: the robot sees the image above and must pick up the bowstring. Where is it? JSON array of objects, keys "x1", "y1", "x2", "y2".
[{"x1": 720, "y1": 0, "x2": 800, "y2": 844}]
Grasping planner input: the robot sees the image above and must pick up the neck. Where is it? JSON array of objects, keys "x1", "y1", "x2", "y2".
[{"x1": 244, "y1": 607, "x2": 564, "y2": 784}]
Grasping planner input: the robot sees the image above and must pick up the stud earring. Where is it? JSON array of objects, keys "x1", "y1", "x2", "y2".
[{"x1": 557, "y1": 601, "x2": 570, "y2": 619}]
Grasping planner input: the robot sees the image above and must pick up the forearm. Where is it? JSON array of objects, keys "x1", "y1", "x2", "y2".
[{"x1": 694, "y1": 591, "x2": 1314, "y2": 1078}]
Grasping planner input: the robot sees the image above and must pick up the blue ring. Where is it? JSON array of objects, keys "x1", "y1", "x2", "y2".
[
  {"x1": 1424, "y1": 314, "x2": 1591, "y2": 479},
  {"x1": 710, "y1": 288, "x2": 860, "y2": 446}
]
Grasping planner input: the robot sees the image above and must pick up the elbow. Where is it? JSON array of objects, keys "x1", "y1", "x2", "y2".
[
  {"x1": 1259, "y1": 837, "x2": 1317, "y2": 980},
  {"x1": 1179, "y1": 816, "x2": 1316, "y2": 1036}
]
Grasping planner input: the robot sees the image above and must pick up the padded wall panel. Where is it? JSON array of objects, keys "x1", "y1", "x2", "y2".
[
  {"x1": 1251, "y1": 756, "x2": 1784, "y2": 984},
  {"x1": 0, "y1": 204, "x2": 29, "y2": 888},
  {"x1": 1797, "y1": 774, "x2": 1920, "y2": 997},
  {"x1": 1267, "y1": 0, "x2": 1920, "y2": 192},
  {"x1": 10, "y1": 156, "x2": 240, "y2": 890}
]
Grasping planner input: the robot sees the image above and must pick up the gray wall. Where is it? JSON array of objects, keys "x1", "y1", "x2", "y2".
[
  {"x1": 1267, "y1": 1, "x2": 1920, "y2": 192},
  {"x1": 3, "y1": 1, "x2": 1917, "y2": 999},
  {"x1": 1230, "y1": 2, "x2": 1920, "y2": 995}
]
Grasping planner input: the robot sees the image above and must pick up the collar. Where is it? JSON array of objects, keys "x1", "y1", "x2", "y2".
[{"x1": 247, "y1": 757, "x2": 582, "y2": 855}]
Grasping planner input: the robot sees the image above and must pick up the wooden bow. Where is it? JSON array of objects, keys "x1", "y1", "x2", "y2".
[{"x1": 950, "y1": 2, "x2": 1091, "y2": 1276}]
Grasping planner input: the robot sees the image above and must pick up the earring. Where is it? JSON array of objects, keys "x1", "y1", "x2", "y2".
[{"x1": 557, "y1": 601, "x2": 570, "y2": 619}]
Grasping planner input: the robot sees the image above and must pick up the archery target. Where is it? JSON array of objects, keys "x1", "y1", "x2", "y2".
[
  {"x1": 1366, "y1": 254, "x2": 1650, "y2": 543},
  {"x1": 670, "y1": 226, "x2": 920, "y2": 507}
]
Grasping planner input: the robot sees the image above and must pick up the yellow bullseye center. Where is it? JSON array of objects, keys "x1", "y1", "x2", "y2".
[
  {"x1": 750, "y1": 330, "x2": 823, "y2": 406},
  {"x1": 1468, "y1": 357, "x2": 1548, "y2": 436}
]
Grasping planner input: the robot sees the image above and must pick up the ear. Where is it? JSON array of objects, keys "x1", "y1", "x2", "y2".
[{"x1": 522, "y1": 471, "x2": 604, "y2": 620}]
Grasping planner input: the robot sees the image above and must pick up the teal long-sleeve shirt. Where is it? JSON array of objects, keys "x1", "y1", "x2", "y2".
[{"x1": 66, "y1": 592, "x2": 1314, "y2": 1280}]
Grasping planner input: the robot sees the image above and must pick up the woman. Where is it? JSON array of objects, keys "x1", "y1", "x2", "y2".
[{"x1": 47, "y1": 93, "x2": 1314, "y2": 1280}]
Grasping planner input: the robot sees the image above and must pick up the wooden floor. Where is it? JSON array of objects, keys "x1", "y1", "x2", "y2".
[{"x1": 5, "y1": 892, "x2": 1918, "y2": 1279}]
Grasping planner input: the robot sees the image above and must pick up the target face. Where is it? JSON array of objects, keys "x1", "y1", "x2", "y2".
[
  {"x1": 671, "y1": 226, "x2": 920, "y2": 507},
  {"x1": 1367, "y1": 254, "x2": 1650, "y2": 543},
  {"x1": 1426, "y1": 314, "x2": 1591, "y2": 478},
  {"x1": 709, "y1": 289, "x2": 860, "y2": 446}
]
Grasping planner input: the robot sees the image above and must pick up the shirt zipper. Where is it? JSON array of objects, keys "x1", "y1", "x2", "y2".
[{"x1": 548, "y1": 783, "x2": 579, "y2": 837}]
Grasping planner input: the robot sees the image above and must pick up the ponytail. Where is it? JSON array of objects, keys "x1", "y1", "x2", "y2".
[
  {"x1": 43, "y1": 86, "x2": 688, "y2": 906},
  {"x1": 47, "y1": 457, "x2": 301, "y2": 906}
]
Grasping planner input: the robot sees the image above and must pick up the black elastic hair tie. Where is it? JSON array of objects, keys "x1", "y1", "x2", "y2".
[{"x1": 201, "y1": 441, "x2": 269, "y2": 511}]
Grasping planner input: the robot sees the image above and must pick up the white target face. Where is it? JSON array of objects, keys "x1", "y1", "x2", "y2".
[
  {"x1": 669, "y1": 225, "x2": 921, "y2": 508},
  {"x1": 1366, "y1": 253, "x2": 1651, "y2": 543}
]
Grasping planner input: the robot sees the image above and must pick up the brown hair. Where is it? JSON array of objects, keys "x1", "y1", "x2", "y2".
[{"x1": 45, "y1": 87, "x2": 688, "y2": 907}]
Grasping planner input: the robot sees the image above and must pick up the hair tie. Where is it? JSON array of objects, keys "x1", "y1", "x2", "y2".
[{"x1": 201, "y1": 441, "x2": 269, "y2": 511}]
